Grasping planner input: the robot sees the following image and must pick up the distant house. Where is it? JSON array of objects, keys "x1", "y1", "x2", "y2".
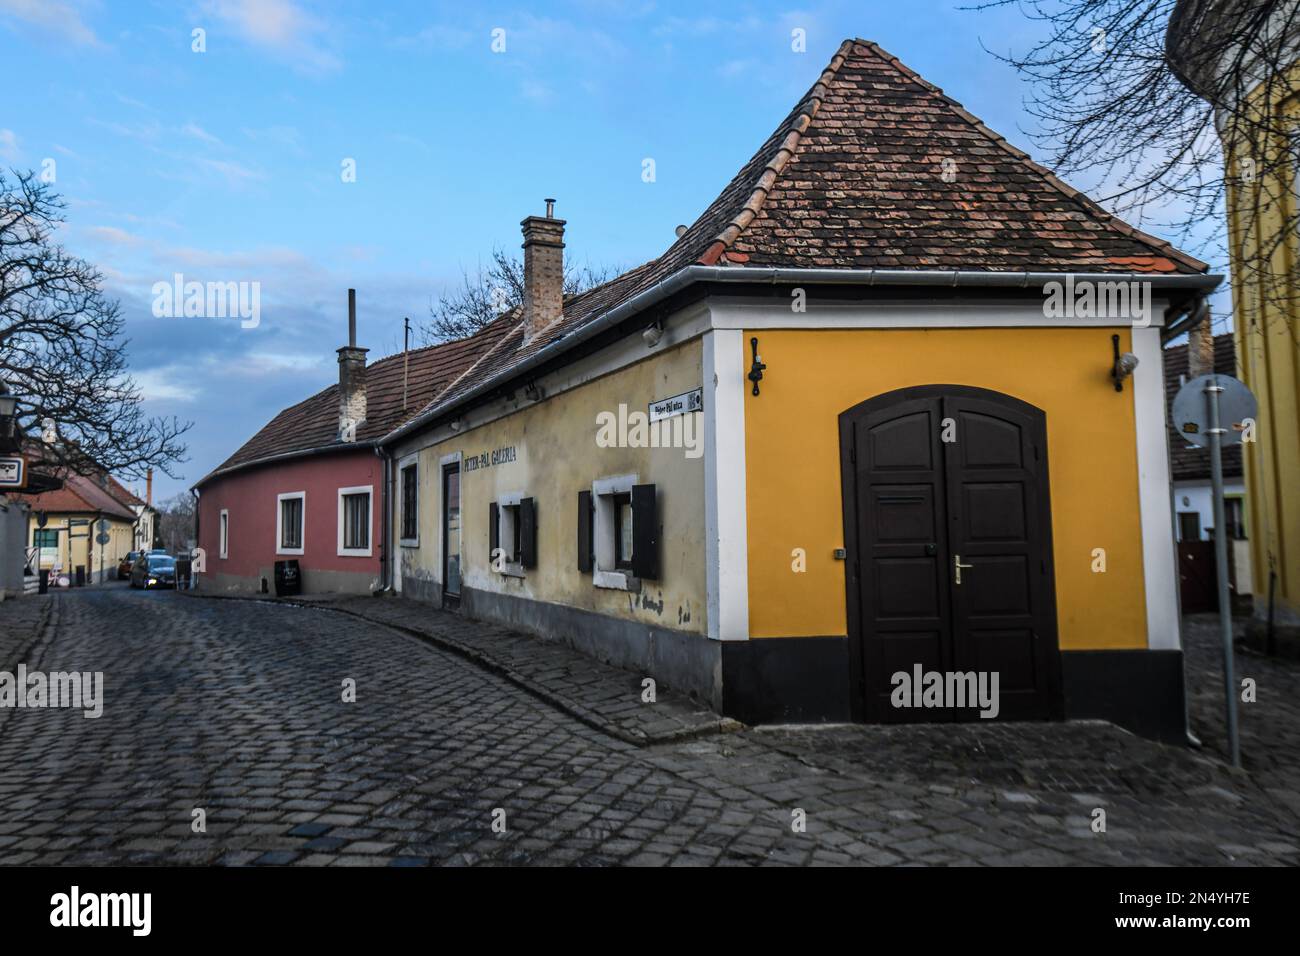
[
  {"x1": 192, "y1": 295, "x2": 509, "y2": 595},
  {"x1": 16, "y1": 469, "x2": 146, "y2": 584}
]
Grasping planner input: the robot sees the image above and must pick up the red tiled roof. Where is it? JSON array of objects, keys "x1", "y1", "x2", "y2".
[
  {"x1": 198, "y1": 315, "x2": 514, "y2": 483},
  {"x1": 400, "y1": 38, "x2": 1209, "y2": 435},
  {"x1": 1164, "y1": 334, "x2": 1243, "y2": 481},
  {"x1": 16, "y1": 472, "x2": 138, "y2": 521}
]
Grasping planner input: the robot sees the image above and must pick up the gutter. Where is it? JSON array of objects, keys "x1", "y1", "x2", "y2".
[{"x1": 381, "y1": 264, "x2": 1224, "y2": 445}]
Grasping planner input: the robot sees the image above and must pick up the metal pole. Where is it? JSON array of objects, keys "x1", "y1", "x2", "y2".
[{"x1": 1205, "y1": 376, "x2": 1241, "y2": 767}]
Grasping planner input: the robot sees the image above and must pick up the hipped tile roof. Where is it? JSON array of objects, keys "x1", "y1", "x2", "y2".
[
  {"x1": 200, "y1": 315, "x2": 513, "y2": 482},
  {"x1": 403, "y1": 39, "x2": 1208, "y2": 432},
  {"x1": 1164, "y1": 333, "x2": 1243, "y2": 481}
]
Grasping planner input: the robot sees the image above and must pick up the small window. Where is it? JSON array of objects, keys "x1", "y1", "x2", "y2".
[
  {"x1": 219, "y1": 509, "x2": 229, "y2": 559},
  {"x1": 400, "y1": 463, "x2": 418, "y2": 543},
  {"x1": 278, "y1": 493, "x2": 304, "y2": 554},
  {"x1": 586, "y1": 477, "x2": 657, "y2": 589},
  {"x1": 343, "y1": 494, "x2": 369, "y2": 550},
  {"x1": 613, "y1": 493, "x2": 633, "y2": 569},
  {"x1": 337, "y1": 486, "x2": 373, "y2": 557},
  {"x1": 1177, "y1": 511, "x2": 1201, "y2": 542},
  {"x1": 490, "y1": 495, "x2": 536, "y2": 573},
  {"x1": 1225, "y1": 497, "x2": 1247, "y2": 541}
]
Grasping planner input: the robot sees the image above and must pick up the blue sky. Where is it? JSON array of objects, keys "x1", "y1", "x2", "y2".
[{"x1": 0, "y1": 0, "x2": 1224, "y2": 502}]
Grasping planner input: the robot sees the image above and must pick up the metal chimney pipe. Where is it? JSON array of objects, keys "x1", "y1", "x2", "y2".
[
  {"x1": 348, "y1": 288, "x2": 357, "y2": 347},
  {"x1": 545, "y1": 198, "x2": 556, "y2": 218}
]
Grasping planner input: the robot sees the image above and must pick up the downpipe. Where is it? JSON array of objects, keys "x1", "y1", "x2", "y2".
[{"x1": 373, "y1": 446, "x2": 393, "y2": 596}]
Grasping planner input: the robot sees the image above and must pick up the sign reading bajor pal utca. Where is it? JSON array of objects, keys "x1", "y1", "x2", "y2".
[{"x1": 0, "y1": 456, "x2": 27, "y2": 490}]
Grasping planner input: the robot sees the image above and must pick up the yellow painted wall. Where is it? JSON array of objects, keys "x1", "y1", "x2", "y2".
[
  {"x1": 30, "y1": 513, "x2": 136, "y2": 581},
  {"x1": 1222, "y1": 65, "x2": 1300, "y2": 625},
  {"x1": 397, "y1": 338, "x2": 708, "y2": 634},
  {"x1": 744, "y1": 327, "x2": 1149, "y2": 650}
]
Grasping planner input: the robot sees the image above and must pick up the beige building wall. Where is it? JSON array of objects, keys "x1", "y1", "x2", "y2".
[{"x1": 394, "y1": 337, "x2": 708, "y2": 636}]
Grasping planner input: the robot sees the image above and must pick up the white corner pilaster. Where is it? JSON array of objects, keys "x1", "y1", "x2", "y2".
[
  {"x1": 703, "y1": 327, "x2": 750, "y2": 641},
  {"x1": 1132, "y1": 325, "x2": 1181, "y2": 650}
]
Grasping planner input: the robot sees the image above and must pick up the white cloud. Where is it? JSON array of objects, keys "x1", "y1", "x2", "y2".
[
  {"x1": 0, "y1": 128, "x2": 18, "y2": 161},
  {"x1": 182, "y1": 122, "x2": 224, "y2": 147},
  {"x1": 0, "y1": 0, "x2": 100, "y2": 46},
  {"x1": 203, "y1": 0, "x2": 340, "y2": 73}
]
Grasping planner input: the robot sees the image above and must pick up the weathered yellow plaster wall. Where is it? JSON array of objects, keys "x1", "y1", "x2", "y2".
[
  {"x1": 744, "y1": 327, "x2": 1150, "y2": 650},
  {"x1": 399, "y1": 338, "x2": 708, "y2": 634},
  {"x1": 1222, "y1": 68, "x2": 1300, "y2": 626}
]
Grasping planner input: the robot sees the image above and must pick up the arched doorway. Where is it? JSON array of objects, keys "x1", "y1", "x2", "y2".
[{"x1": 838, "y1": 385, "x2": 1063, "y2": 722}]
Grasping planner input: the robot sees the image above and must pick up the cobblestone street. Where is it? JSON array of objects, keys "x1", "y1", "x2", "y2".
[{"x1": 1, "y1": 587, "x2": 1297, "y2": 866}]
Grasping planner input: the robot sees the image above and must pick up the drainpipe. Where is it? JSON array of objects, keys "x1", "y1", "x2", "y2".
[{"x1": 373, "y1": 445, "x2": 392, "y2": 595}]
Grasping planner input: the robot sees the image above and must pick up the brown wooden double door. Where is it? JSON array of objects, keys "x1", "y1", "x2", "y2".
[{"x1": 839, "y1": 386, "x2": 1063, "y2": 723}]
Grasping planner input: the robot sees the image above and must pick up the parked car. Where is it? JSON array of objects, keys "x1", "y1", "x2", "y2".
[
  {"x1": 130, "y1": 553, "x2": 177, "y2": 590},
  {"x1": 117, "y1": 551, "x2": 142, "y2": 580}
]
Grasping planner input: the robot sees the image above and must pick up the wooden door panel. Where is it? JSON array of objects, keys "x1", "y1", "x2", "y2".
[{"x1": 841, "y1": 386, "x2": 1062, "y2": 724}]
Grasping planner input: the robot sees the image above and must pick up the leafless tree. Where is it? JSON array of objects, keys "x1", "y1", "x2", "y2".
[
  {"x1": 973, "y1": 0, "x2": 1300, "y2": 336},
  {"x1": 155, "y1": 491, "x2": 195, "y2": 555},
  {"x1": 0, "y1": 169, "x2": 190, "y2": 478},
  {"x1": 422, "y1": 247, "x2": 620, "y2": 344}
]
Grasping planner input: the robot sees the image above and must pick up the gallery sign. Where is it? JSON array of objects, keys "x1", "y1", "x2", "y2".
[
  {"x1": 648, "y1": 388, "x2": 703, "y2": 423},
  {"x1": 0, "y1": 456, "x2": 26, "y2": 490}
]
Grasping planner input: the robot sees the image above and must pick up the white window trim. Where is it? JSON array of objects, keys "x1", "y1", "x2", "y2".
[
  {"x1": 592, "y1": 474, "x2": 637, "y2": 591},
  {"x1": 337, "y1": 485, "x2": 374, "y2": 558},
  {"x1": 495, "y1": 491, "x2": 525, "y2": 576},
  {"x1": 398, "y1": 453, "x2": 419, "y2": 548},
  {"x1": 276, "y1": 491, "x2": 306, "y2": 556},
  {"x1": 219, "y1": 509, "x2": 229, "y2": 560}
]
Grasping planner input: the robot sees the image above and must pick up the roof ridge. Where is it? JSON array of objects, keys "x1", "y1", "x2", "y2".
[
  {"x1": 698, "y1": 38, "x2": 854, "y2": 266},
  {"x1": 853, "y1": 39, "x2": 1208, "y2": 274},
  {"x1": 414, "y1": 308, "x2": 524, "y2": 419}
]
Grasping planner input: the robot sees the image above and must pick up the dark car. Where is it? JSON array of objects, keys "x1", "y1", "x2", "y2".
[
  {"x1": 118, "y1": 551, "x2": 142, "y2": 580},
  {"x1": 130, "y1": 553, "x2": 176, "y2": 590}
]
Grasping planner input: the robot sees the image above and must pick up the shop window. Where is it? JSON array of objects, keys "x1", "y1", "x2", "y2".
[
  {"x1": 337, "y1": 486, "x2": 373, "y2": 557},
  {"x1": 400, "y1": 461, "x2": 418, "y2": 545},
  {"x1": 580, "y1": 476, "x2": 657, "y2": 589},
  {"x1": 277, "y1": 492, "x2": 305, "y2": 555},
  {"x1": 490, "y1": 494, "x2": 535, "y2": 575}
]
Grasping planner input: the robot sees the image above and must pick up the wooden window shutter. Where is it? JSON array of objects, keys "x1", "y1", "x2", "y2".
[
  {"x1": 577, "y1": 490, "x2": 593, "y2": 572},
  {"x1": 520, "y1": 497, "x2": 537, "y2": 568},
  {"x1": 489, "y1": 501, "x2": 499, "y2": 558},
  {"x1": 631, "y1": 484, "x2": 658, "y2": 580}
]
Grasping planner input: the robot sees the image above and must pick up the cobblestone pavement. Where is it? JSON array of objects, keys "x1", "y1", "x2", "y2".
[{"x1": 0, "y1": 587, "x2": 1297, "y2": 866}]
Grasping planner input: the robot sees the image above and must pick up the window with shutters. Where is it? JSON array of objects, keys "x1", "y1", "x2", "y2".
[
  {"x1": 489, "y1": 493, "x2": 535, "y2": 576},
  {"x1": 399, "y1": 459, "x2": 419, "y2": 545},
  {"x1": 276, "y1": 492, "x2": 305, "y2": 555},
  {"x1": 336, "y1": 485, "x2": 373, "y2": 557},
  {"x1": 585, "y1": 475, "x2": 657, "y2": 590}
]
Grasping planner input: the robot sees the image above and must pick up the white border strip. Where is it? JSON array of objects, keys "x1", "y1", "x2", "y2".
[
  {"x1": 1132, "y1": 326, "x2": 1180, "y2": 650},
  {"x1": 703, "y1": 328, "x2": 749, "y2": 641}
]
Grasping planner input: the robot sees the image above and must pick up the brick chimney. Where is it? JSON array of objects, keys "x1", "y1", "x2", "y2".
[
  {"x1": 146, "y1": 468, "x2": 153, "y2": 506},
  {"x1": 520, "y1": 198, "x2": 565, "y2": 344},
  {"x1": 1188, "y1": 311, "x2": 1215, "y2": 379},
  {"x1": 337, "y1": 289, "x2": 368, "y2": 442}
]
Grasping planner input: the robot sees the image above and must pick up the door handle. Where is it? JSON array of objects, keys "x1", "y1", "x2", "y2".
[{"x1": 954, "y1": 554, "x2": 973, "y2": 585}]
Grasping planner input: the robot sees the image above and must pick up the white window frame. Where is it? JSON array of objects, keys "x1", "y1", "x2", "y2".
[
  {"x1": 592, "y1": 473, "x2": 638, "y2": 591},
  {"x1": 495, "y1": 490, "x2": 526, "y2": 577},
  {"x1": 219, "y1": 509, "x2": 229, "y2": 559},
  {"x1": 337, "y1": 485, "x2": 374, "y2": 558},
  {"x1": 276, "y1": 491, "x2": 306, "y2": 556},
  {"x1": 398, "y1": 453, "x2": 419, "y2": 548}
]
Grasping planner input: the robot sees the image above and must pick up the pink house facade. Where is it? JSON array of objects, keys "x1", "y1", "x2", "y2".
[
  {"x1": 193, "y1": 291, "x2": 504, "y2": 596},
  {"x1": 196, "y1": 449, "x2": 383, "y2": 595}
]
